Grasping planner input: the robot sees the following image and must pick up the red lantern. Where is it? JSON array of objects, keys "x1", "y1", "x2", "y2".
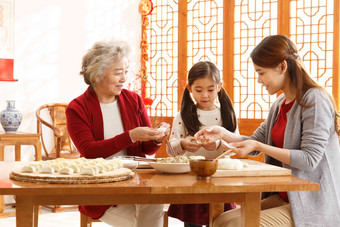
[
  {"x1": 143, "y1": 97, "x2": 153, "y2": 107},
  {"x1": 139, "y1": 0, "x2": 153, "y2": 16}
]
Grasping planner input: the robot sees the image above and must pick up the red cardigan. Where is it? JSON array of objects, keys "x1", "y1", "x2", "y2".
[{"x1": 66, "y1": 86, "x2": 160, "y2": 219}]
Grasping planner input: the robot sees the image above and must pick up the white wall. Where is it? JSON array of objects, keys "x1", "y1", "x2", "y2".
[{"x1": 0, "y1": 0, "x2": 141, "y2": 161}]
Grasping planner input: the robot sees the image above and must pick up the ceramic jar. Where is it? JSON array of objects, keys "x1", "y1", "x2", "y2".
[{"x1": 0, "y1": 100, "x2": 23, "y2": 133}]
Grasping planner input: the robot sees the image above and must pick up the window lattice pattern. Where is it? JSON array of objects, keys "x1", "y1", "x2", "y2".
[
  {"x1": 233, "y1": 0, "x2": 278, "y2": 119},
  {"x1": 187, "y1": 0, "x2": 224, "y2": 70},
  {"x1": 147, "y1": 1, "x2": 178, "y2": 117},
  {"x1": 290, "y1": 0, "x2": 334, "y2": 95}
]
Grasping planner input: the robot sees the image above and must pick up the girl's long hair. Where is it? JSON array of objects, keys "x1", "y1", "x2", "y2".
[
  {"x1": 181, "y1": 61, "x2": 237, "y2": 136},
  {"x1": 250, "y1": 35, "x2": 340, "y2": 135}
]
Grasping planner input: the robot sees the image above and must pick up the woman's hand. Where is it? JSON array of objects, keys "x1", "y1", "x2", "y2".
[
  {"x1": 180, "y1": 136, "x2": 202, "y2": 153},
  {"x1": 202, "y1": 141, "x2": 218, "y2": 151},
  {"x1": 129, "y1": 127, "x2": 165, "y2": 142},
  {"x1": 229, "y1": 140, "x2": 259, "y2": 157},
  {"x1": 194, "y1": 126, "x2": 224, "y2": 143}
]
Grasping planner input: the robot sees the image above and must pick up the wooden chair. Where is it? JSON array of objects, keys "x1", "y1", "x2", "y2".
[
  {"x1": 80, "y1": 210, "x2": 169, "y2": 227},
  {"x1": 36, "y1": 103, "x2": 79, "y2": 160},
  {"x1": 36, "y1": 103, "x2": 79, "y2": 213}
]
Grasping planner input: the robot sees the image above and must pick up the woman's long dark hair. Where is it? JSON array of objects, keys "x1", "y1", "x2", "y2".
[
  {"x1": 180, "y1": 61, "x2": 237, "y2": 136},
  {"x1": 250, "y1": 35, "x2": 340, "y2": 135}
]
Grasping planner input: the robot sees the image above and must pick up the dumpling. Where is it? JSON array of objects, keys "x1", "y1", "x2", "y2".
[
  {"x1": 156, "y1": 127, "x2": 167, "y2": 133},
  {"x1": 111, "y1": 158, "x2": 123, "y2": 168},
  {"x1": 102, "y1": 163, "x2": 112, "y2": 172},
  {"x1": 106, "y1": 161, "x2": 119, "y2": 171},
  {"x1": 89, "y1": 165, "x2": 99, "y2": 175},
  {"x1": 60, "y1": 167, "x2": 75, "y2": 175},
  {"x1": 50, "y1": 163, "x2": 63, "y2": 172},
  {"x1": 28, "y1": 163, "x2": 42, "y2": 171},
  {"x1": 80, "y1": 167, "x2": 96, "y2": 176},
  {"x1": 95, "y1": 158, "x2": 105, "y2": 163},
  {"x1": 69, "y1": 164, "x2": 80, "y2": 173},
  {"x1": 22, "y1": 165, "x2": 36, "y2": 173},
  {"x1": 95, "y1": 165, "x2": 106, "y2": 173},
  {"x1": 39, "y1": 166, "x2": 55, "y2": 174}
]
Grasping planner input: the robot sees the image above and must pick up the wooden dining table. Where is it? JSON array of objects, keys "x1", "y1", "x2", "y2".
[{"x1": 0, "y1": 161, "x2": 319, "y2": 227}]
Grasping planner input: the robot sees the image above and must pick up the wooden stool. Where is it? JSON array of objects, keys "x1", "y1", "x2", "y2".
[{"x1": 0, "y1": 131, "x2": 42, "y2": 161}]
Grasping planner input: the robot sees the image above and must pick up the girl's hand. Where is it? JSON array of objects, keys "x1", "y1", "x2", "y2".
[
  {"x1": 154, "y1": 122, "x2": 171, "y2": 143},
  {"x1": 129, "y1": 127, "x2": 165, "y2": 142},
  {"x1": 194, "y1": 126, "x2": 224, "y2": 143},
  {"x1": 229, "y1": 140, "x2": 259, "y2": 157},
  {"x1": 180, "y1": 136, "x2": 202, "y2": 153},
  {"x1": 202, "y1": 141, "x2": 218, "y2": 151}
]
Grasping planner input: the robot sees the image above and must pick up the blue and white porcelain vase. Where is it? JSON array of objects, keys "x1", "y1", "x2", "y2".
[{"x1": 0, "y1": 100, "x2": 23, "y2": 133}]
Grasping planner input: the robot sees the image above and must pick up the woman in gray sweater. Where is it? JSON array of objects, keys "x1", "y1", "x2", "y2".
[{"x1": 195, "y1": 35, "x2": 340, "y2": 227}]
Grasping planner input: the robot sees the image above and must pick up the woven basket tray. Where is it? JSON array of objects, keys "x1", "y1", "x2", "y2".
[{"x1": 10, "y1": 168, "x2": 134, "y2": 184}]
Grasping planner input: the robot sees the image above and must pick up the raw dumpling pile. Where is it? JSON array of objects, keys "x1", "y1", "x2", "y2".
[{"x1": 20, "y1": 157, "x2": 123, "y2": 176}]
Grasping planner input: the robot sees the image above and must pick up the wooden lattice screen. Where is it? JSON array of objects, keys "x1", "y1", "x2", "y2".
[{"x1": 145, "y1": 0, "x2": 340, "y2": 158}]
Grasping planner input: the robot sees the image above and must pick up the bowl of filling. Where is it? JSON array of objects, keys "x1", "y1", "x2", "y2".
[
  {"x1": 149, "y1": 156, "x2": 205, "y2": 174},
  {"x1": 189, "y1": 159, "x2": 218, "y2": 179}
]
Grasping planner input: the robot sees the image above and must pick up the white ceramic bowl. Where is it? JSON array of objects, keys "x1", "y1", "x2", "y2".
[
  {"x1": 149, "y1": 162, "x2": 190, "y2": 174},
  {"x1": 121, "y1": 160, "x2": 139, "y2": 170}
]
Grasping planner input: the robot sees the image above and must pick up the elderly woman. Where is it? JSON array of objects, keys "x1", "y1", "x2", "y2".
[{"x1": 66, "y1": 40, "x2": 170, "y2": 227}]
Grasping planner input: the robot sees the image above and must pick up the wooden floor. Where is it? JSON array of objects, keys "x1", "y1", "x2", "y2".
[{"x1": 0, "y1": 205, "x2": 187, "y2": 227}]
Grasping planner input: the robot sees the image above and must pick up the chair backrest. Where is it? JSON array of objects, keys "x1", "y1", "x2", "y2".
[{"x1": 36, "y1": 103, "x2": 79, "y2": 159}]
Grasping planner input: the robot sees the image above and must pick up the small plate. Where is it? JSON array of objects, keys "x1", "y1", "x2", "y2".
[{"x1": 149, "y1": 162, "x2": 191, "y2": 174}]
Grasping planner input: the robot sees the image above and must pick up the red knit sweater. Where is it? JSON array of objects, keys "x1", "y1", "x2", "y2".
[
  {"x1": 271, "y1": 99, "x2": 295, "y2": 203},
  {"x1": 66, "y1": 86, "x2": 160, "y2": 219}
]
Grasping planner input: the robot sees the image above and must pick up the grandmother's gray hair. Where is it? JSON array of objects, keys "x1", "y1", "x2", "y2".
[{"x1": 80, "y1": 40, "x2": 131, "y2": 85}]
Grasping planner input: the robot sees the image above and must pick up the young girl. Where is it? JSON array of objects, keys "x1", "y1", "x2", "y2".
[{"x1": 167, "y1": 61, "x2": 237, "y2": 227}]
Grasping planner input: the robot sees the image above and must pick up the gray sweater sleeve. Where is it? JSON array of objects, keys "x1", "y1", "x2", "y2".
[{"x1": 289, "y1": 89, "x2": 334, "y2": 171}]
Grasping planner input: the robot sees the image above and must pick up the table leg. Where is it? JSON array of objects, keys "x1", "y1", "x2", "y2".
[
  {"x1": 0, "y1": 195, "x2": 4, "y2": 213},
  {"x1": 241, "y1": 192, "x2": 261, "y2": 227},
  {"x1": 16, "y1": 195, "x2": 34, "y2": 227},
  {"x1": 15, "y1": 145, "x2": 21, "y2": 161},
  {"x1": 0, "y1": 145, "x2": 4, "y2": 161},
  {"x1": 209, "y1": 203, "x2": 224, "y2": 226},
  {"x1": 34, "y1": 205, "x2": 39, "y2": 227}
]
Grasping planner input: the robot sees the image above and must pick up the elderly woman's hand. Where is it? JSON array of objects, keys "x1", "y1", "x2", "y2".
[
  {"x1": 129, "y1": 127, "x2": 165, "y2": 142},
  {"x1": 154, "y1": 122, "x2": 171, "y2": 143},
  {"x1": 129, "y1": 122, "x2": 170, "y2": 143}
]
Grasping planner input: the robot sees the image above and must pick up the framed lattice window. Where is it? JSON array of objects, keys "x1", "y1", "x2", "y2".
[{"x1": 144, "y1": 0, "x2": 340, "y2": 157}]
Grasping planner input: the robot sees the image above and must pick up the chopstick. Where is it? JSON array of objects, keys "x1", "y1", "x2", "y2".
[
  {"x1": 213, "y1": 149, "x2": 233, "y2": 161},
  {"x1": 166, "y1": 139, "x2": 176, "y2": 156}
]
